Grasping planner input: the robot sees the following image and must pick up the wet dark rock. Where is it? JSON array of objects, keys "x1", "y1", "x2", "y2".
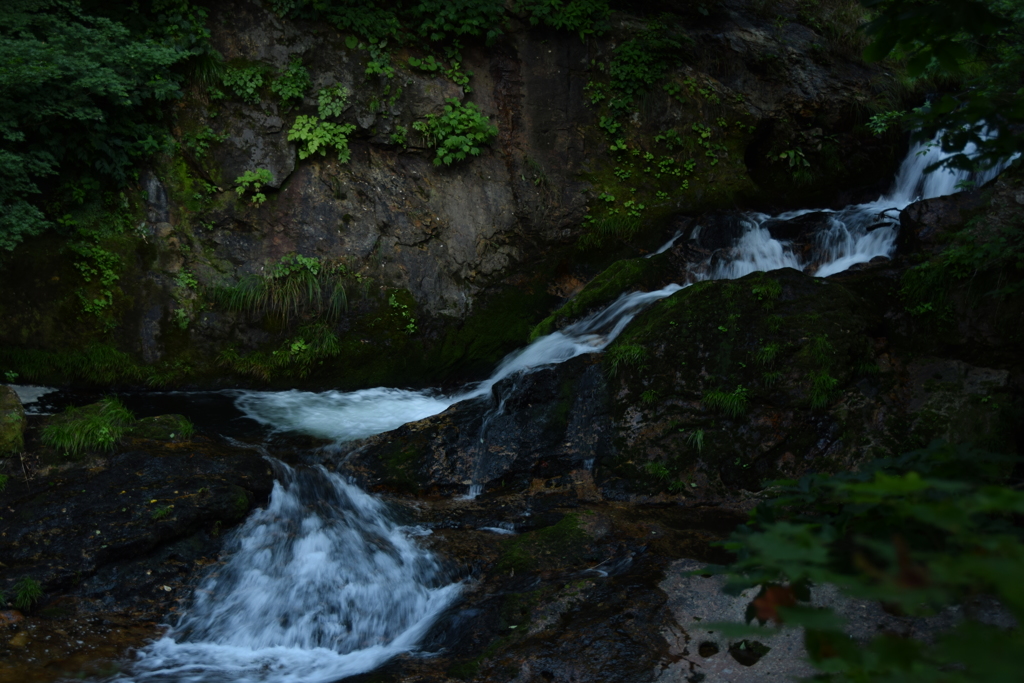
[
  {"x1": 897, "y1": 190, "x2": 987, "y2": 256},
  {"x1": 337, "y1": 354, "x2": 614, "y2": 496},
  {"x1": 0, "y1": 438, "x2": 274, "y2": 612},
  {"x1": 762, "y1": 210, "x2": 832, "y2": 243}
]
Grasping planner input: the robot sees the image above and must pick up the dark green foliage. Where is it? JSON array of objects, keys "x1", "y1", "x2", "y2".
[
  {"x1": 0, "y1": 344, "x2": 146, "y2": 385},
  {"x1": 515, "y1": 0, "x2": 611, "y2": 40},
  {"x1": 268, "y1": 0, "x2": 610, "y2": 45},
  {"x1": 41, "y1": 397, "x2": 136, "y2": 458},
  {"x1": 0, "y1": 1, "x2": 208, "y2": 251},
  {"x1": 712, "y1": 441, "x2": 1024, "y2": 682},
  {"x1": 412, "y1": 0, "x2": 507, "y2": 43},
  {"x1": 413, "y1": 99, "x2": 498, "y2": 166},
  {"x1": 861, "y1": 0, "x2": 1024, "y2": 172}
]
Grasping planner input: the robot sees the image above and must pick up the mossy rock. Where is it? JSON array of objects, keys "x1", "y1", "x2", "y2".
[
  {"x1": 0, "y1": 386, "x2": 26, "y2": 455},
  {"x1": 528, "y1": 253, "x2": 672, "y2": 341},
  {"x1": 494, "y1": 513, "x2": 594, "y2": 574},
  {"x1": 130, "y1": 414, "x2": 195, "y2": 441},
  {"x1": 601, "y1": 268, "x2": 881, "y2": 496}
]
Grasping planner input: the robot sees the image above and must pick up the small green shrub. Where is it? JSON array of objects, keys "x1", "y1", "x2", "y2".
[
  {"x1": 413, "y1": 98, "x2": 498, "y2": 166},
  {"x1": 288, "y1": 116, "x2": 357, "y2": 161},
  {"x1": 0, "y1": 474, "x2": 8, "y2": 492},
  {"x1": 42, "y1": 397, "x2": 136, "y2": 458},
  {"x1": 151, "y1": 505, "x2": 173, "y2": 520},
  {"x1": 270, "y1": 55, "x2": 311, "y2": 103},
  {"x1": 234, "y1": 169, "x2": 274, "y2": 206},
  {"x1": 703, "y1": 385, "x2": 749, "y2": 418},
  {"x1": 13, "y1": 577, "x2": 43, "y2": 611}
]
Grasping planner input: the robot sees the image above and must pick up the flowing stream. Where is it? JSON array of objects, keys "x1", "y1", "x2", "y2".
[{"x1": 119, "y1": 136, "x2": 1006, "y2": 682}]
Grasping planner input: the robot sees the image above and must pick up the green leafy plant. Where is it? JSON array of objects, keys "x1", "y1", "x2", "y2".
[
  {"x1": 13, "y1": 577, "x2": 43, "y2": 610},
  {"x1": 270, "y1": 55, "x2": 311, "y2": 103},
  {"x1": 0, "y1": 473, "x2": 8, "y2": 492},
  {"x1": 151, "y1": 505, "x2": 174, "y2": 520},
  {"x1": 710, "y1": 440, "x2": 1024, "y2": 683},
  {"x1": 288, "y1": 116, "x2": 357, "y2": 161},
  {"x1": 222, "y1": 64, "x2": 267, "y2": 104},
  {"x1": 703, "y1": 385, "x2": 749, "y2": 418},
  {"x1": 413, "y1": 98, "x2": 498, "y2": 166},
  {"x1": 317, "y1": 83, "x2": 351, "y2": 119},
  {"x1": 755, "y1": 343, "x2": 781, "y2": 367},
  {"x1": 390, "y1": 124, "x2": 409, "y2": 147},
  {"x1": 234, "y1": 169, "x2": 274, "y2": 206},
  {"x1": 41, "y1": 397, "x2": 136, "y2": 459}
]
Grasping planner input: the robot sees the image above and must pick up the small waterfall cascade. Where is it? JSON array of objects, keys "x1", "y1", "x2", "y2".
[
  {"x1": 691, "y1": 133, "x2": 1015, "y2": 280},
  {"x1": 126, "y1": 463, "x2": 460, "y2": 683},
  {"x1": 124, "y1": 134, "x2": 1011, "y2": 682}
]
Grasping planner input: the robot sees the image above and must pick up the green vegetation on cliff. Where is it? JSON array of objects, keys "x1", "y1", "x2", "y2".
[{"x1": 0, "y1": 0, "x2": 212, "y2": 251}]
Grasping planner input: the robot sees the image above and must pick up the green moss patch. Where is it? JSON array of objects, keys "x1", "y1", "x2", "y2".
[{"x1": 495, "y1": 513, "x2": 591, "y2": 574}]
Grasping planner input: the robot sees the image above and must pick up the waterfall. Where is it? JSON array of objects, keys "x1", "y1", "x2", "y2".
[
  {"x1": 125, "y1": 464, "x2": 460, "y2": 683},
  {"x1": 122, "y1": 134, "x2": 1009, "y2": 682},
  {"x1": 687, "y1": 132, "x2": 1017, "y2": 280}
]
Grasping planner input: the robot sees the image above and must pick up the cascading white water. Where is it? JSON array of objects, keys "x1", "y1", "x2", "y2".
[
  {"x1": 126, "y1": 464, "x2": 460, "y2": 683},
  {"x1": 693, "y1": 132, "x2": 1016, "y2": 280},
  {"x1": 235, "y1": 285, "x2": 682, "y2": 441},
  {"x1": 126, "y1": 134, "x2": 1010, "y2": 682}
]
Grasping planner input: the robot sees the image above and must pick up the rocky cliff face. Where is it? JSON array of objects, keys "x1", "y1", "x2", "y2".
[{"x1": 0, "y1": 0, "x2": 902, "y2": 389}]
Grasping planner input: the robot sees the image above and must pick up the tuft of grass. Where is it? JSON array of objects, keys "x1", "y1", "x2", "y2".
[
  {"x1": 755, "y1": 342, "x2": 781, "y2": 367},
  {"x1": 703, "y1": 385, "x2": 750, "y2": 418},
  {"x1": 606, "y1": 342, "x2": 649, "y2": 377},
  {"x1": 41, "y1": 397, "x2": 135, "y2": 459},
  {"x1": 0, "y1": 473, "x2": 8, "y2": 492},
  {"x1": 151, "y1": 505, "x2": 174, "y2": 520},
  {"x1": 686, "y1": 428, "x2": 705, "y2": 453},
  {"x1": 644, "y1": 462, "x2": 671, "y2": 480},
  {"x1": 806, "y1": 334, "x2": 835, "y2": 365},
  {"x1": 13, "y1": 577, "x2": 43, "y2": 611},
  {"x1": 762, "y1": 370, "x2": 783, "y2": 387},
  {"x1": 212, "y1": 254, "x2": 351, "y2": 325},
  {"x1": 640, "y1": 389, "x2": 659, "y2": 405},
  {"x1": 809, "y1": 370, "x2": 839, "y2": 409}
]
